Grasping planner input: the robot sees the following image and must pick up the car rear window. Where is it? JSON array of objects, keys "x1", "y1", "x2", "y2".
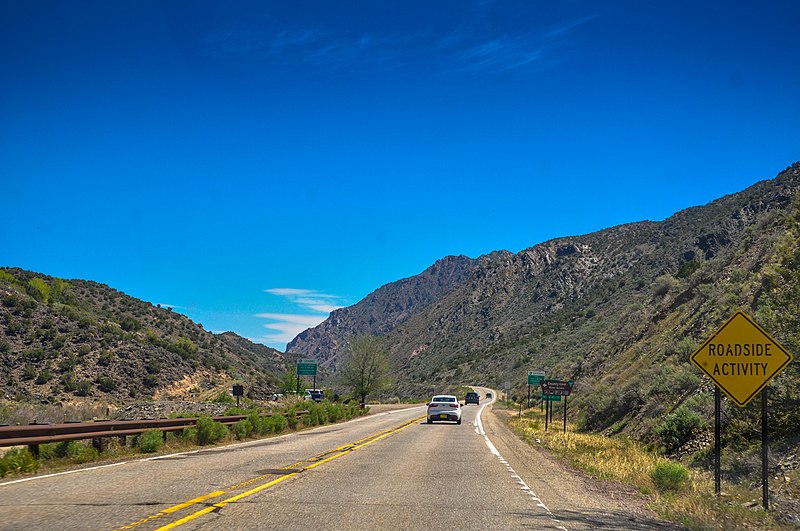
[{"x1": 431, "y1": 396, "x2": 455, "y2": 402}]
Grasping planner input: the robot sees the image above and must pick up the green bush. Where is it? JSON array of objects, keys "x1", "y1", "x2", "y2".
[
  {"x1": 232, "y1": 419, "x2": 253, "y2": 440},
  {"x1": 1, "y1": 448, "x2": 39, "y2": 474},
  {"x1": 195, "y1": 416, "x2": 228, "y2": 445},
  {"x1": 651, "y1": 461, "x2": 690, "y2": 493},
  {"x1": 272, "y1": 414, "x2": 288, "y2": 433},
  {"x1": 138, "y1": 430, "x2": 164, "y2": 453},
  {"x1": 53, "y1": 441, "x2": 99, "y2": 463},
  {"x1": 656, "y1": 405, "x2": 705, "y2": 454}
]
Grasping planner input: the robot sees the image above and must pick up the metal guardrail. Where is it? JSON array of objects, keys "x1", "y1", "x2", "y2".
[{"x1": 0, "y1": 411, "x2": 309, "y2": 455}]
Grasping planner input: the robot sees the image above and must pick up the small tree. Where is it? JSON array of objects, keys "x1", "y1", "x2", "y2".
[{"x1": 338, "y1": 335, "x2": 390, "y2": 406}]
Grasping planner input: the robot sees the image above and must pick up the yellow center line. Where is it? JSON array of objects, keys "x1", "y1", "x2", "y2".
[{"x1": 114, "y1": 415, "x2": 424, "y2": 531}]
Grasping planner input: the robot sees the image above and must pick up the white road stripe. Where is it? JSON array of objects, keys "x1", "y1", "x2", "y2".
[{"x1": 475, "y1": 393, "x2": 568, "y2": 531}]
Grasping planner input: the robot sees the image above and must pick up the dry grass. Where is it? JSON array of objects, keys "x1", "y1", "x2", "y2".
[{"x1": 507, "y1": 409, "x2": 783, "y2": 530}]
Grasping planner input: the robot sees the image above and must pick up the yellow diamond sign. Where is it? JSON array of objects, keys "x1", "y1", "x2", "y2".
[{"x1": 691, "y1": 311, "x2": 793, "y2": 407}]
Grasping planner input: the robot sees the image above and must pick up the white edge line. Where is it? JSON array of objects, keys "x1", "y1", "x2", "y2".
[{"x1": 475, "y1": 389, "x2": 568, "y2": 531}]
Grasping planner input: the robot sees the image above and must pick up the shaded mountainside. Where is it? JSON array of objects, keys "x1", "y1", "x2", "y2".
[
  {"x1": 291, "y1": 163, "x2": 800, "y2": 451},
  {"x1": 286, "y1": 254, "x2": 481, "y2": 370},
  {"x1": 0, "y1": 270, "x2": 290, "y2": 403}
]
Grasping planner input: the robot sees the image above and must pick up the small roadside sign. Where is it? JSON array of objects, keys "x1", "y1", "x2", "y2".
[
  {"x1": 542, "y1": 394, "x2": 562, "y2": 402},
  {"x1": 691, "y1": 311, "x2": 793, "y2": 407}
]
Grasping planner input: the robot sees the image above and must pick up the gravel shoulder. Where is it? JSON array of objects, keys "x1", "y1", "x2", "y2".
[{"x1": 483, "y1": 405, "x2": 686, "y2": 530}]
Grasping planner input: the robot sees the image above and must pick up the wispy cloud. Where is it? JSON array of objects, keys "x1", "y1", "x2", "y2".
[
  {"x1": 450, "y1": 16, "x2": 594, "y2": 74},
  {"x1": 254, "y1": 312, "x2": 329, "y2": 345},
  {"x1": 258, "y1": 288, "x2": 346, "y2": 348},
  {"x1": 203, "y1": 11, "x2": 594, "y2": 76}
]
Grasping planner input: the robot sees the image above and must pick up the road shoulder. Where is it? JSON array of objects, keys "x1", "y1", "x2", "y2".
[{"x1": 483, "y1": 405, "x2": 686, "y2": 530}]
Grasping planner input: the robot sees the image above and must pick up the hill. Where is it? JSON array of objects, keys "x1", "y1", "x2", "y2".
[
  {"x1": 0, "y1": 270, "x2": 290, "y2": 404},
  {"x1": 290, "y1": 162, "x2": 800, "y2": 456}
]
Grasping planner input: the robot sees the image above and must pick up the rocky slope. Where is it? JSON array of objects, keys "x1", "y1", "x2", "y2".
[
  {"x1": 0, "y1": 270, "x2": 290, "y2": 404},
  {"x1": 286, "y1": 254, "x2": 480, "y2": 370}
]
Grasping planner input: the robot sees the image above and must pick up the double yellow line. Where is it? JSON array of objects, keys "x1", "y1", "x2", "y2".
[{"x1": 116, "y1": 415, "x2": 424, "y2": 531}]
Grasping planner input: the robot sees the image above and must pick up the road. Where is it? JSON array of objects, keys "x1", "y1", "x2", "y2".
[{"x1": 0, "y1": 391, "x2": 683, "y2": 530}]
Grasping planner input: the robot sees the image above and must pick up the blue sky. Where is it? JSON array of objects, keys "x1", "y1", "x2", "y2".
[{"x1": 2, "y1": 1, "x2": 799, "y2": 350}]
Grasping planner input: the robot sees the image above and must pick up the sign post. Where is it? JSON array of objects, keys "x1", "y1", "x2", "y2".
[{"x1": 690, "y1": 311, "x2": 793, "y2": 508}]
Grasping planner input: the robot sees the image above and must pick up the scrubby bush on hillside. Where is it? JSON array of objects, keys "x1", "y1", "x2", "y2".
[{"x1": 656, "y1": 405, "x2": 705, "y2": 455}]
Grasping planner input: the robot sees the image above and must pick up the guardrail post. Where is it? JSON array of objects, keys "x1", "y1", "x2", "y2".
[
  {"x1": 27, "y1": 444, "x2": 39, "y2": 458},
  {"x1": 92, "y1": 437, "x2": 104, "y2": 452}
]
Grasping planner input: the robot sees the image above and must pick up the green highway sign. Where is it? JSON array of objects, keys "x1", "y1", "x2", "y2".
[
  {"x1": 528, "y1": 371, "x2": 545, "y2": 386},
  {"x1": 542, "y1": 394, "x2": 562, "y2": 402},
  {"x1": 296, "y1": 360, "x2": 318, "y2": 376}
]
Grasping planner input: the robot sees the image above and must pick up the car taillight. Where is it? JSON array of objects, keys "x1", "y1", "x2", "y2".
[{"x1": 449, "y1": 404, "x2": 459, "y2": 408}]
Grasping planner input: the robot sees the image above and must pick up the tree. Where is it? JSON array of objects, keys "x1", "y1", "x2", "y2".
[
  {"x1": 279, "y1": 367, "x2": 298, "y2": 395},
  {"x1": 338, "y1": 335, "x2": 390, "y2": 406}
]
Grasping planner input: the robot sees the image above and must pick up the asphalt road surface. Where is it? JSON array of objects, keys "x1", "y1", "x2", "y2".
[{"x1": 0, "y1": 391, "x2": 683, "y2": 530}]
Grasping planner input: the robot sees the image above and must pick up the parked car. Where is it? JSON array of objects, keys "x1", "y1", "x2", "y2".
[
  {"x1": 426, "y1": 395, "x2": 462, "y2": 424},
  {"x1": 465, "y1": 392, "x2": 480, "y2": 405},
  {"x1": 303, "y1": 389, "x2": 324, "y2": 402}
]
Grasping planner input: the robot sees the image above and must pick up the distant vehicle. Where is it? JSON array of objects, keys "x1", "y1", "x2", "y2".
[
  {"x1": 304, "y1": 389, "x2": 324, "y2": 402},
  {"x1": 465, "y1": 392, "x2": 480, "y2": 405},
  {"x1": 486, "y1": 392, "x2": 493, "y2": 399},
  {"x1": 426, "y1": 395, "x2": 462, "y2": 424}
]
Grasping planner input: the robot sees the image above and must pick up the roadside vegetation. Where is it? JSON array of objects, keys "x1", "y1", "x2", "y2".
[
  {"x1": 505, "y1": 406, "x2": 792, "y2": 530},
  {"x1": 0, "y1": 398, "x2": 368, "y2": 479}
]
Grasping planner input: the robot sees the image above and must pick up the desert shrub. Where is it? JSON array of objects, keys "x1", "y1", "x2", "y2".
[
  {"x1": 325, "y1": 402, "x2": 344, "y2": 423},
  {"x1": 232, "y1": 419, "x2": 253, "y2": 440},
  {"x1": 656, "y1": 405, "x2": 705, "y2": 454},
  {"x1": 195, "y1": 416, "x2": 228, "y2": 445},
  {"x1": 97, "y1": 351, "x2": 114, "y2": 367},
  {"x1": 1, "y1": 448, "x2": 39, "y2": 474},
  {"x1": 70, "y1": 442, "x2": 99, "y2": 463},
  {"x1": 35, "y1": 370, "x2": 52, "y2": 385},
  {"x1": 138, "y1": 430, "x2": 164, "y2": 453},
  {"x1": 651, "y1": 461, "x2": 689, "y2": 493},
  {"x1": 75, "y1": 380, "x2": 93, "y2": 396},
  {"x1": 21, "y1": 365, "x2": 36, "y2": 381},
  {"x1": 306, "y1": 403, "x2": 328, "y2": 426},
  {"x1": 653, "y1": 275, "x2": 678, "y2": 298},
  {"x1": 27, "y1": 278, "x2": 51, "y2": 304},
  {"x1": 170, "y1": 336, "x2": 198, "y2": 359},
  {"x1": 272, "y1": 414, "x2": 288, "y2": 433},
  {"x1": 96, "y1": 376, "x2": 116, "y2": 392}
]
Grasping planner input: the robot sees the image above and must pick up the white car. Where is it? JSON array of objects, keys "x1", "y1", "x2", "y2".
[{"x1": 426, "y1": 395, "x2": 462, "y2": 424}]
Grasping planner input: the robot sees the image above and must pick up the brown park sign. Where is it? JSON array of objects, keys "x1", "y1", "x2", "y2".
[{"x1": 691, "y1": 311, "x2": 793, "y2": 407}]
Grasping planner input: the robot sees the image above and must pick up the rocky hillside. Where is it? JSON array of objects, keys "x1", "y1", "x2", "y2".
[
  {"x1": 0, "y1": 270, "x2": 290, "y2": 404},
  {"x1": 286, "y1": 254, "x2": 480, "y2": 370},
  {"x1": 292, "y1": 162, "x2": 800, "y2": 454}
]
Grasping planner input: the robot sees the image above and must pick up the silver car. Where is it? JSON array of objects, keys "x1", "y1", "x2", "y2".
[{"x1": 426, "y1": 395, "x2": 462, "y2": 424}]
